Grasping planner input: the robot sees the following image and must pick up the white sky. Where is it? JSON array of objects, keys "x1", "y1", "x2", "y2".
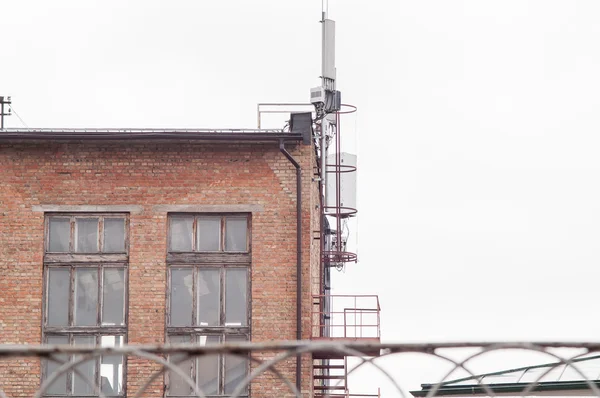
[{"x1": 3, "y1": 0, "x2": 600, "y2": 396}]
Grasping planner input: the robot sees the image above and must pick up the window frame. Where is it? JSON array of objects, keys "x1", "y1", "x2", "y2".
[
  {"x1": 166, "y1": 264, "x2": 250, "y2": 331},
  {"x1": 167, "y1": 214, "x2": 250, "y2": 254},
  {"x1": 45, "y1": 214, "x2": 130, "y2": 255},
  {"x1": 165, "y1": 213, "x2": 251, "y2": 397},
  {"x1": 43, "y1": 263, "x2": 129, "y2": 331},
  {"x1": 166, "y1": 333, "x2": 249, "y2": 398},
  {"x1": 42, "y1": 333, "x2": 127, "y2": 397},
  {"x1": 42, "y1": 213, "x2": 129, "y2": 397}
]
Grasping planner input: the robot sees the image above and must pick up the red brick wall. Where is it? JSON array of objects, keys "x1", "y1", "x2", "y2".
[{"x1": 0, "y1": 140, "x2": 318, "y2": 397}]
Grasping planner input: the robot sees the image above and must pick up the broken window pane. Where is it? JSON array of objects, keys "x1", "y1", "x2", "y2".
[
  {"x1": 225, "y1": 269, "x2": 247, "y2": 326},
  {"x1": 224, "y1": 335, "x2": 248, "y2": 395},
  {"x1": 170, "y1": 217, "x2": 193, "y2": 252},
  {"x1": 47, "y1": 268, "x2": 70, "y2": 326},
  {"x1": 104, "y1": 218, "x2": 125, "y2": 253},
  {"x1": 197, "y1": 269, "x2": 220, "y2": 326},
  {"x1": 76, "y1": 218, "x2": 99, "y2": 253},
  {"x1": 73, "y1": 335, "x2": 96, "y2": 395},
  {"x1": 101, "y1": 335, "x2": 124, "y2": 395},
  {"x1": 196, "y1": 335, "x2": 220, "y2": 395},
  {"x1": 102, "y1": 268, "x2": 125, "y2": 325},
  {"x1": 197, "y1": 216, "x2": 220, "y2": 251},
  {"x1": 49, "y1": 218, "x2": 70, "y2": 252},
  {"x1": 225, "y1": 218, "x2": 247, "y2": 252},
  {"x1": 45, "y1": 336, "x2": 69, "y2": 395},
  {"x1": 170, "y1": 269, "x2": 193, "y2": 326},
  {"x1": 74, "y1": 269, "x2": 98, "y2": 326},
  {"x1": 168, "y1": 335, "x2": 193, "y2": 396}
]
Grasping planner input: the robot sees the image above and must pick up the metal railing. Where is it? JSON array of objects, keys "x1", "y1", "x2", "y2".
[
  {"x1": 312, "y1": 295, "x2": 381, "y2": 340},
  {"x1": 2, "y1": 342, "x2": 600, "y2": 397}
]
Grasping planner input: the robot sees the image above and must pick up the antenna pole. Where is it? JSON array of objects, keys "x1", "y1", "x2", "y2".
[
  {"x1": 0, "y1": 96, "x2": 11, "y2": 130},
  {"x1": 322, "y1": 0, "x2": 329, "y2": 19}
]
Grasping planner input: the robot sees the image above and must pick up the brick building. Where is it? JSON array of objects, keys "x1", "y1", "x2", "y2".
[{"x1": 0, "y1": 125, "x2": 380, "y2": 397}]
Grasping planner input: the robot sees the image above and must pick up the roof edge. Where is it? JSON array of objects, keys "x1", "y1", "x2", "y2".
[
  {"x1": 411, "y1": 381, "x2": 600, "y2": 397},
  {"x1": 0, "y1": 128, "x2": 305, "y2": 142}
]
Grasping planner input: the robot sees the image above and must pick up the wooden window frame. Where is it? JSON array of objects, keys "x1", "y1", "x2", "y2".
[
  {"x1": 42, "y1": 333, "x2": 126, "y2": 397},
  {"x1": 165, "y1": 213, "x2": 251, "y2": 397},
  {"x1": 167, "y1": 214, "x2": 250, "y2": 254},
  {"x1": 45, "y1": 214, "x2": 129, "y2": 263},
  {"x1": 43, "y1": 264, "x2": 128, "y2": 333},
  {"x1": 42, "y1": 213, "x2": 129, "y2": 398},
  {"x1": 166, "y1": 264, "x2": 250, "y2": 333},
  {"x1": 166, "y1": 333, "x2": 249, "y2": 398}
]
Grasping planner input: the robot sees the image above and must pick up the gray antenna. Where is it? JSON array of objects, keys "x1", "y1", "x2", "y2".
[
  {"x1": 311, "y1": 0, "x2": 342, "y2": 201},
  {"x1": 310, "y1": 1, "x2": 341, "y2": 115}
]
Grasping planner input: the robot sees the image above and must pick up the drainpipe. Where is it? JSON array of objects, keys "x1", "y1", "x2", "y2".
[{"x1": 279, "y1": 140, "x2": 303, "y2": 395}]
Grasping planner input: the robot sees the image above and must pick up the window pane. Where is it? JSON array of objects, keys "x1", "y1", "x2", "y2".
[
  {"x1": 104, "y1": 218, "x2": 125, "y2": 253},
  {"x1": 102, "y1": 268, "x2": 125, "y2": 325},
  {"x1": 76, "y1": 218, "x2": 99, "y2": 253},
  {"x1": 170, "y1": 217, "x2": 193, "y2": 252},
  {"x1": 224, "y1": 336, "x2": 248, "y2": 395},
  {"x1": 47, "y1": 268, "x2": 70, "y2": 326},
  {"x1": 49, "y1": 218, "x2": 70, "y2": 252},
  {"x1": 197, "y1": 216, "x2": 220, "y2": 251},
  {"x1": 225, "y1": 269, "x2": 247, "y2": 326},
  {"x1": 168, "y1": 335, "x2": 193, "y2": 396},
  {"x1": 74, "y1": 269, "x2": 98, "y2": 326},
  {"x1": 225, "y1": 218, "x2": 247, "y2": 252},
  {"x1": 101, "y1": 335, "x2": 124, "y2": 395},
  {"x1": 170, "y1": 269, "x2": 193, "y2": 326},
  {"x1": 197, "y1": 269, "x2": 220, "y2": 326},
  {"x1": 197, "y1": 335, "x2": 220, "y2": 396},
  {"x1": 73, "y1": 336, "x2": 97, "y2": 396},
  {"x1": 45, "y1": 336, "x2": 68, "y2": 395}
]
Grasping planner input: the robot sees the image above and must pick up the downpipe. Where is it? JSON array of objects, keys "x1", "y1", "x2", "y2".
[{"x1": 279, "y1": 140, "x2": 303, "y2": 395}]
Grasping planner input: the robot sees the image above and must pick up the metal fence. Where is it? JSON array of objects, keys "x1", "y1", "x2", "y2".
[{"x1": 3, "y1": 342, "x2": 600, "y2": 397}]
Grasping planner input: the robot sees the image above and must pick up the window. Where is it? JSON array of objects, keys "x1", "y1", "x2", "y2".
[
  {"x1": 169, "y1": 215, "x2": 248, "y2": 253},
  {"x1": 167, "y1": 334, "x2": 249, "y2": 396},
  {"x1": 43, "y1": 215, "x2": 128, "y2": 397},
  {"x1": 166, "y1": 214, "x2": 250, "y2": 397},
  {"x1": 47, "y1": 216, "x2": 127, "y2": 253}
]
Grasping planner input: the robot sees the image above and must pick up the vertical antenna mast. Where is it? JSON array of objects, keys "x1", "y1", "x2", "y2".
[
  {"x1": 312, "y1": 0, "x2": 341, "y2": 197},
  {"x1": 0, "y1": 96, "x2": 12, "y2": 130}
]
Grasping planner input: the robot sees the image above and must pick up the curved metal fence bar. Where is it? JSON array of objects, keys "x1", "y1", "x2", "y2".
[
  {"x1": 128, "y1": 348, "x2": 207, "y2": 398},
  {"x1": 326, "y1": 345, "x2": 406, "y2": 397},
  {"x1": 424, "y1": 351, "x2": 497, "y2": 398},
  {"x1": 35, "y1": 352, "x2": 109, "y2": 398},
  {"x1": 520, "y1": 350, "x2": 600, "y2": 397},
  {"x1": 5, "y1": 342, "x2": 600, "y2": 397},
  {"x1": 341, "y1": 349, "x2": 498, "y2": 398},
  {"x1": 431, "y1": 344, "x2": 600, "y2": 398},
  {"x1": 230, "y1": 351, "x2": 300, "y2": 398}
]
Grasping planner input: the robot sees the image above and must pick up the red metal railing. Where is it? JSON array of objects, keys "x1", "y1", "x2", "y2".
[{"x1": 312, "y1": 295, "x2": 381, "y2": 340}]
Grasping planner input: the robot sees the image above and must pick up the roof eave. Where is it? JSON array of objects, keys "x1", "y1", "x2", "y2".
[
  {"x1": 411, "y1": 381, "x2": 600, "y2": 397},
  {"x1": 0, "y1": 128, "x2": 306, "y2": 143}
]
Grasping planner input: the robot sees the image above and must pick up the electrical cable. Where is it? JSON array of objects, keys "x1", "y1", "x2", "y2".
[{"x1": 9, "y1": 106, "x2": 28, "y2": 128}]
